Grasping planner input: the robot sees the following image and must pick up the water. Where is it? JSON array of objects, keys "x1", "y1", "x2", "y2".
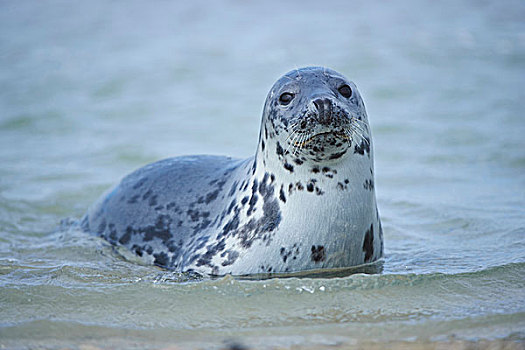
[{"x1": 1, "y1": 0, "x2": 524, "y2": 348}]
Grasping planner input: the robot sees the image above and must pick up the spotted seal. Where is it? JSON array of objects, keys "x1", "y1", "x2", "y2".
[{"x1": 82, "y1": 66, "x2": 383, "y2": 275}]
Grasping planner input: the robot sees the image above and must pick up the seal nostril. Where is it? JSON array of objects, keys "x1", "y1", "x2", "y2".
[
  {"x1": 324, "y1": 98, "x2": 333, "y2": 120},
  {"x1": 313, "y1": 98, "x2": 323, "y2": 111},
  {"x1": 312, "y1": 98, "x2": 333, "y2": 125}
]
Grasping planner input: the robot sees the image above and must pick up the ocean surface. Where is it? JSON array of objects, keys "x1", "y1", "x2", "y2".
[{"x1": 1, "y1": 1, "x2": 524, "y2": 349}]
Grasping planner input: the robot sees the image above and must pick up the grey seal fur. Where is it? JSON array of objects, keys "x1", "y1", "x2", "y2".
[{"x1": 82, "y1": 66, "x2": 383, "y2": 275}]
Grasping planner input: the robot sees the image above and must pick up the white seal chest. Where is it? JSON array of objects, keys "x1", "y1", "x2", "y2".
[{"x1": 82, "y1": 67, "x2": 383, "y2": 276}]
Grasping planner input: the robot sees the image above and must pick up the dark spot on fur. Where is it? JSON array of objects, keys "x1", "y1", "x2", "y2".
[
  {"x1": 279, "y1": 185, "x2": 286, "y2": 203},
  {"x1": 196, "y1": 239, "x2": 226, "y2": 267},
  {"x1": 221, "y1": 216, "x2": 239, "y2": 238},
  {"x1": 280, "y1": 245, "x2": 299, "y2": 263},
  {"x1": 238, "y1": 195, "x2": 282, "y2": 249},
  {"x1": 379, "y1": 221, "x2": 384, "y2": 256},
  {"x1": 312, "y1": 167, "x2": 320, "y2": 173},
  {"x1": 166, "y1": 241, "x2": 181, "y2": 254},
  {"x1": 96, "y1": 219, "x2": 107, "y2": 234},
  {"x1": 363, "y1": 179, "x2": 374, "y2": 191},
  {"x1": 142, "y1": 189, "x2": 152, "y2": 200},
  {"x1": 192, "y1": 218, "x2": 211, "y2": 234},
  {"x1": 153, "y1": 252, "x2": 169, "y2": 267},
  {"x1": 127, "y1": 194, "x2": 140, "y2": 204},
  {"x1": 276, "y1": 142, "x2": 284, "y2": 156},
  {"x1": 227, "y1": 200, "x2": 236, "y2": 214},
  {"x1": 119, "y1": 226, "x2": 133, "y2": 245},
  {"x1": 260, "y1": 198, "x2": 280, "y2": 232},
  {"x1": 247, "y1": 193, "x2": 258, "y2": 216},
  {"x1": 205, "y1": 189, "x2": 220, "y2": 204},
  {"x1": 132, "y1": 244, "x2": 143, "y2": 257},
  {"x1": 187, "y1": 209, "x2": 200, "y2": 222},
  {"x1": 354, "y1": 138, "x2": 370, "y2": 155},
  {"x1": 140, "y1": 214, "x2": 172, "y2": 242},
  {"x1": 259, "y1": 174, "x2": 270, "y2": 196},
  {"x1": 311, "y1": 245, "x2": 325, "y2": 262},
  {"x1": 307, "y1": 182, "x2": 314, "y2": 192},
  {"x1": 284, "y1": 162, "x2": 294, "y2": 173},
  {"x1": 221, "y1": 250, "x2": 239, "y2": 266},
  {"x1": 363, "y1": 224, "x2": 374, "y2": 263},
  {"x1": 148, "y1": 194, "x2": 158, "y2": 207},
  {"x1": 132, "y1": 177, "x2": 147, "y2": 190},
  {"x1": 228, "y1": 181, "x2": 238, "y2": 197},
  {"x1": 329, "y1": 150, "x2": 346, "y2": 160}
]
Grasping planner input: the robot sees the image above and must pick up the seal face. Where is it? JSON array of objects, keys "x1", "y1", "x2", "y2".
[{"x1": 82, "y1": 66, "x2": 383, "y2": 275}]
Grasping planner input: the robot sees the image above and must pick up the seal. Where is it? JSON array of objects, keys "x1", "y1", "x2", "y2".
[{"x1": 82, "y1": 66, "x2": 383, "y2": 275}]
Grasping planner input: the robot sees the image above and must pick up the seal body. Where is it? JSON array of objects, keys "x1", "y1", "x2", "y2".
[{"x1": 82, "y1": 67, "x2": 383, "y2": 275}]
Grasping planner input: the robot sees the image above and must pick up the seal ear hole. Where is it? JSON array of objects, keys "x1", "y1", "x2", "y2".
[
  {"x1": 338, "y1": 85, "x2": 352, "y2": 98},
  {"x1": 279, "y1": 92, "x2": 294, "y2": 106}
]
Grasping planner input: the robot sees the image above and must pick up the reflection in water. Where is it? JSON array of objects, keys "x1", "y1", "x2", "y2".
[{"x1": 237, "y1": 261, "x2": 385, "y2": 281}]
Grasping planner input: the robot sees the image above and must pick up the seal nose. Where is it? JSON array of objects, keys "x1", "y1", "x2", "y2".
[{"x1": 312, "y1": 97, "x2": 333, "y2": 125}]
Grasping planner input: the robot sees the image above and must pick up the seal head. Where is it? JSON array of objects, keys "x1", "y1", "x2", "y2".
[{"x1": 259, "y1": 66, "x2": 369, "y2": 167}]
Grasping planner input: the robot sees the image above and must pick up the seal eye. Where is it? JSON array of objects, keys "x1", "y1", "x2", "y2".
[
  {"x1": 338, "y1": 84, "x2": 352, "y2": 98},
  {"x1": 279, "y1": 92, "x2": 294, "y2": 105}
]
